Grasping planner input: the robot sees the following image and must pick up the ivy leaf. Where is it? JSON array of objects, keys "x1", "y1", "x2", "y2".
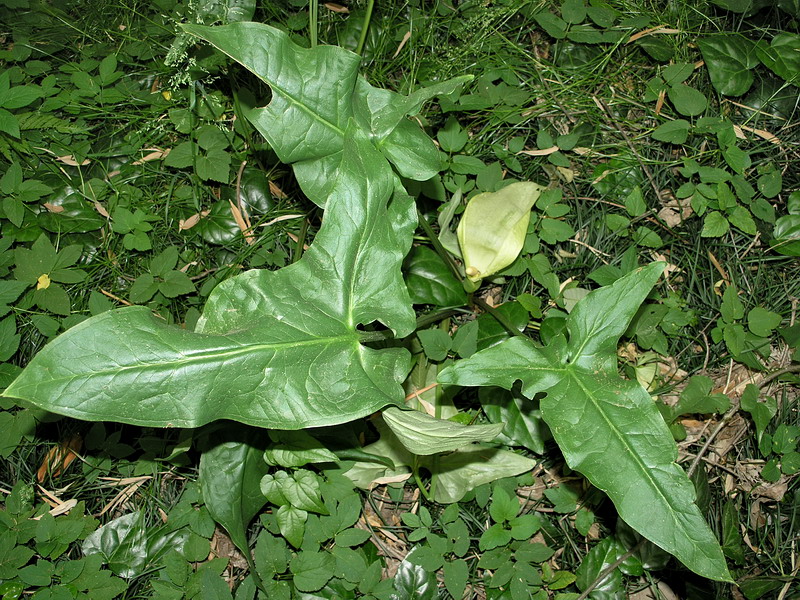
[
  {"x1": 756, "y1": 33, "x2": 800, "y2": 84},
  {"x1": 391, "y1": 548, "x2": 437, "y2": 600},
  {"x1": 182, "y1": 22, "x2": 470, "y2": 206},
  {"x1": 697, "y1": 35, "x2": 758, "y2": 96},
  {"x1": 439, "y1": 264, "x2": 732, "y2": 582},
  {"x1": 5, "y1": 134, "x2": 416, "y2": 430}
]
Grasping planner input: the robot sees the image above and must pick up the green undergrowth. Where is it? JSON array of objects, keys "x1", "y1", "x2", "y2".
[{"x1": 1, "y1": 0, "x2": 799, "y2": 599}]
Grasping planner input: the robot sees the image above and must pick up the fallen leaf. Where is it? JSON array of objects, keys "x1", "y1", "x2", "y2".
[
  {"x1": 179, "y1": 209, "x2": 210, "y2": 231},
  {"x1": 518, "y1": 145, "x2": 559, "y2": 156},
  {"x1": 393, "y1": 31, "x2": 411, "y2": 59},
  {"x1": 37, "y1": 435, "x2": 82, "y2": 482},
  {"x1": 94, "y1": 202, "x2": 110, "y2": 218},
  {"x1": 269, "y1": 181, "x2": 287, "y2": 199},
  {"x1": 132, "y1": 148, "x2": 169, "y2": 165},
  {"x1": 324, "y1": 3, "x2": 349, "y2": 13},
  {"x1": 627, "y1": 26, "x2": 681, "y2": 43},
  {"x1": 56, "y1": 155, "x2": 90, "y2": 166}
]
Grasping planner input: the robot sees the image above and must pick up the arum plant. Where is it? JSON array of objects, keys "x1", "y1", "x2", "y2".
[{"x1": 4, "y1": 20, "x2": 731, "y2": 587}]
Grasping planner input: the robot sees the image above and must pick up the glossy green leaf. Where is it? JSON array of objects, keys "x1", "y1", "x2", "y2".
[
  {"x1": 290, "y1": 550, "x2": 335, "y2": 592},
  {"x1": 672, "y1": 376, "x2": 730, "y2": 417},
  {"x1": 404, "y1": 245, "x2": 466, "y2": 307},
  {"x1": 381, "y1": 406, "x2": 504, "y2": 455},
  {"x1": 439, "y1": 264, "x2": 732, "y2": 582},
  {"x1": 479, "y1": 386, "x2": 547, "y2": 454},
  {"x1": 756, "y1": 33, "x2": 800, "y2": 84},
  {"x1": 5, "y1": 135, "x2": 415, "y2": 430},
  {"x1": 263, "y1": 430, "x2": 338, "y2": 468},
  {"x1": 771, "y1": 214, "x2": 800, "y2": 256},
  {"x1": 575, "y1": 538, "x2": 626, "y2": 599},
  {"x1": 457, "y1": 182, "x2": 545, "y2": 282},
  {"x1": 182, "y1": 22, "x2": 470, "y2": 206},
  {"x1": 391, "y1": 547, "x2": 437, "y2": 600},
  {"x1": 697, "y1": 36, "x2": 758, "y2": 96},
  {"x1": 81, "y1": 511, "x2": 204, "y2": 578},
  {"x1": 198, "y1": 428, "x2": 269, "y2": 558}
]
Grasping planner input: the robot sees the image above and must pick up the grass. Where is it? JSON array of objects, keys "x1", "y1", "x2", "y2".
[{"x1": 0, "y1": 0, "x2": 798, "y2": 598}]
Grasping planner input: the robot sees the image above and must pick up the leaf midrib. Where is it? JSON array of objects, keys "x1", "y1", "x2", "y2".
[
  {"x1": 566, "y1": 366, "x2": 687, "y2": 535},
  {"x1": 200, "y1": 37, "x2": 346, "y2": 140},
  {"x1": 8, "y1": 333, "x2": 358, "y2": 391}
]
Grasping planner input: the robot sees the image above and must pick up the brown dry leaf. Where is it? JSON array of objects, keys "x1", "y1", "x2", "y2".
[
  {"x1": 739, "y1": 123, "x2": 781, "y2": 145},
  {"x1": 94, "y1": 202, "x2": 110, "y2": 218},
  {"x1": 132, "y1": 148, "x2": 169, "y2": 165},
  {"x1": 627, "y1": 25, "x2": 681, "y2": 43},
  {"x1": 711, "y1": 413, "x2": 748, "y2": 460},
  {"x1": 57, "y1": 155, "x2": 90, "y2": 166},
  {"x1": 97, "y1": 477, "x2": 149, "y2": 517},
  {"x1": 37, "y1": 485, "x2": 67, "y2": 508},
  {"x1": 48, "y1": 498, "x2": 78, "y2": 517},
  {"x1": 285, "y1": 231, "x2": 310, "y2": 250},
  {"x1": 228, "y1": 198, "x2": 254, "y2": 244},
  {"x1": 655, "y1": 88, "x2": 666, "y2": 115},
  {"x1": 749, "y1": 498, "x2": 766, "y2": 528},
  {"x1": 37, "y1": 435, "x2": 82, "y2": 482},
  {"x1": 752, "y1": 478, "x2": 788, "y2": 502},
  {"x1": 269, "y1": 181, "x2": 287, "y2": 199},
  {"x1": 361, "y1": 489, "x2": 409, "y2": 578},
  {"x1": 657, "y1": 194, "x2": 693, "y2": 228},
  {"x1": 707, "y1": 251, "x2": 731, "y2": 288},
  {"x1": 42, "y1": 203, "x2": 65, "y2": 213},
  {"x1": 518, "y1": 145, "x2": 559, "y2": 156},
  {"x1": 261, "y1": 214, "x2": 304, "y2": 228},
  {"x1": 210, "y1": 527, "x2": 248, "y2": 569},
  {"x1": 370, "y1": 473, "x2": 412, "y2": 488},
  {"x1": 393, "y1": 30, "x2": 411, "y2": 59},
  {"x1": 324, "y1": 2, "x2": 348, "y2": 13},
  {"x1": 630, "y1": 582, "x2": 680, "y2": 600},
  {"x1": 179, "y1": 209, "x2": 210, "y2": 231}
]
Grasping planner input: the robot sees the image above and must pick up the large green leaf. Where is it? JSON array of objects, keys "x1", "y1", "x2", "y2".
[
  {"x1": 439, "y1": 264, "x2": 732, "y2": 582},
  {"x1": 4, "y1": 134, "x2": 416, "y2": 429},
  {"x1": 697, "y1": 35, "x2": 758, "y2": 96},
  {"x1": 198, "y1": 427, "x2": 269, "y2": 557},
  {"x1": 182, "y1": 22, "x2": 470, "y2": 206}
]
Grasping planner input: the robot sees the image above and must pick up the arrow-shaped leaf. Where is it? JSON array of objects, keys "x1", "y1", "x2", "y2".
[
  {"x1": 5, "y1": 133, "x2": 416, "y2": 429},
  {"x1": 439, "y1": 264, "x2": 732, "y2": 582},
  {"x1": 182, "y1": 22, "x2": 470, "y2": 206}
]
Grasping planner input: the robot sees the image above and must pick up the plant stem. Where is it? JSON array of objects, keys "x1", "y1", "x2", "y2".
[
  {"x1": 412, "y1": 457, "x2": 432, "y2": 502},
  {"x1": 416, "y1": 208, "x2": 464, "y2": 283},
  {"x1": 415, "y1": 308, "x2": 462, "y2": 330},
  {"x1": 471, "y1": 295, "x2": 524, "y2": 338},
  {"x1": 355, "y1": 0, "x2": 375, "y2": 56},
  {"x1": 309, "y1": 0, "x2": 318, "y2": 48},
  {"x1": 292, "y1": 218, "x2": 308, "y2": 264}
]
